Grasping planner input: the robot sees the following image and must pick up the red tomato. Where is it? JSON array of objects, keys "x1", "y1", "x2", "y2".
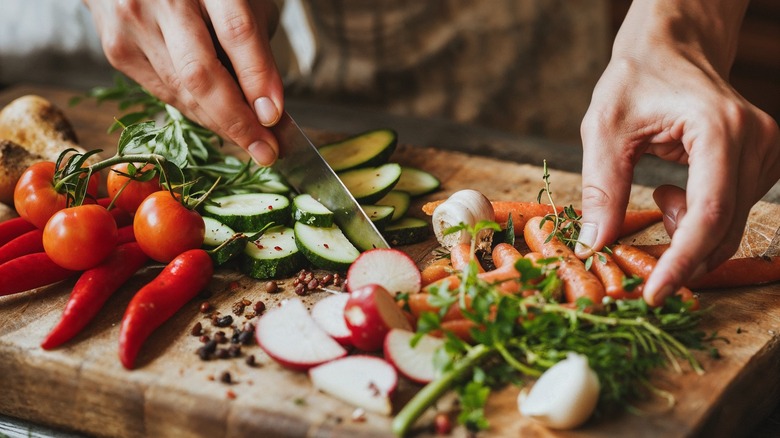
[
  {"x1": 106, "y1": 163, "x2": 160, "y2": 214},
  {"x1": 133, "y1": 191, "x2": 205, "y2": 263},
  {"x1": 43, "y1": 204, "x2": 119, "y2": 270}
]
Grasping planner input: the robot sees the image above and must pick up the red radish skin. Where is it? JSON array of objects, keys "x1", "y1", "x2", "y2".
[
  {"x1": 0, "y1": 252, "x2": 78, "y2": 296},
  {"x1": 0, "y1": 229, "x2": 43, "y2": 265},
  {"x1": 118, "y1": 249, "x2": 213, "y2": 369},
  {"x1": 311, "y1": 293, "x2": 353, "y2": 346},
  {"x1": 384, "y1": 329, "x2": 444, "y2": 384},
  {"x1": 309, "y1": 355, "x2": 398, "y2": 415},
  {"x1": 344, "y1": 284, "x2": 413, "y2": 351},
  {"x1": 255, "y1": 298, "x2": 347, "y2": 371},
  {"x1": 347, "y1": 248, "x2": 422, "y2": 296},
  {"x1": 0, "y1": 217, "x2": 36, "y2": 247},
  {"x1": 41, "y1": 242, "x2": 149, "y2": 350}
]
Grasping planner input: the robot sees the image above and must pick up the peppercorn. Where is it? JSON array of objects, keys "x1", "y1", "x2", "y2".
[
  {"x1": 264, "y1": 281, "x2": 279, "y2": 293},
  {"x1": 253, "y1": 301, "x2": 266, "y2": 314},
  {"x1": 214, "y1": 315, "x2": 233, "y2": 327},
  {"x1": 190, "y1": 322, "x2": 203, "y2": 336},
  {"x1": 199, "y1": 301, "x2": 212, "y2": 313},
  {"x1": 220, "y1": 371, "x2": 232, "y2": 384}
]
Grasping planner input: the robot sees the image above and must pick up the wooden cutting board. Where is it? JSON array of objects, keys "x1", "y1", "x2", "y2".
[{"x1": 1, "y1": 85, "x2": 779, "y2": 438}]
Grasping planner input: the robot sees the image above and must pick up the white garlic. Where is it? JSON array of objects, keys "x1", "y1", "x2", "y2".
[
  {"x1": 518, "y1": 352, "x2": 600, "y2": 430},
  {"x1": 431, "y1": 189, "x2": 495, "y2": 252}
]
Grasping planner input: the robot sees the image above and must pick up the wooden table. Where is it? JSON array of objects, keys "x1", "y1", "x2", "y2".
[{"x1": 1, "y1": 85, "x2": 779, "y2": 437}]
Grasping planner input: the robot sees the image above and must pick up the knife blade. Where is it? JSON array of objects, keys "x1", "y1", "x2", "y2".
[{"x1": 271, "y1": 112, "x2": 389, "y2": 251}]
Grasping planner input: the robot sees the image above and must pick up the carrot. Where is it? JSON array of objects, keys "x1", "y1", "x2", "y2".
[
  {"x1": 0, "y1": 252, "x2": 78, "y2": 296},
  {"x1": 0, "y1": 217, "x2": 36, "y2": 247},
  {"x1": 423, "y1": 200, "x2": 663, "y2": 238},
  {"x1": 430, "y1": 319, "x2": 480, "y2": 343},
  {"x1": 451, "y1": 242, "x2": 483, "y2": 272},
  {"x1": 610, "y1": 244, "x2": 699, "y2": 309},
  {"x1": 407, "y1": 293, "x2": 468, "y2": 322},
  {"x1": 524, "y1": 216, "x2": 605, "y2": 306},
  {"x1": 0, "y1": 229, "x2": 44, "y2": 265},
  {"x1": 491, "y1": 243, "x2": 522, "y2": 269},
  {"x1": 633, "y1": 243, "x2": 669, "y2": 259},
  {"x1": 589, "y1": 252, "x2": 641, "y2": 300},
  {"x1": 420, "y1": 258, "x2": 452, "y2": 287}
]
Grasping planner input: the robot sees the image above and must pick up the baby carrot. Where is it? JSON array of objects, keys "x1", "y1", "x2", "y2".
[
  {"x1": 421, "y1": 258, "x2": 452, "y2": 287},
  {"x1": 430, "y1": 319, "x2": 480, "y2": 343},
  {"x1": 451, "y1": 242, "x2": 483, "y2": 272},
  {"x1": 407, "y1": 293, "x2": 468, "y2": 322},
  {"x1": 589, "y1": 252, "x2": 641, "y2": 300}
]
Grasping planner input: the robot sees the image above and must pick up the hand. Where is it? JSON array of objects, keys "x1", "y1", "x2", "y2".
[
  {"x1": 84, "y1": 0, "x2": 284, "y2": 166},
  {"x1": 576, "y1": 0, "x2": 780, "y2": 306}
]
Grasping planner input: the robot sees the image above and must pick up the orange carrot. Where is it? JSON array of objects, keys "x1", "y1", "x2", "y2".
[
  {"x1": 407, "y1": 293, "x2": 468, "y2": 322},
  {"x1": 589, "y1": 252, "x2": 641, "y2": 300},
  {"x1": 424, "y1": 263, "x2": 522, "y2": 294},
  {"x1": 633, "y1": 243, "x2": 669, "y2": 259},
  {"x1": 610, "y1": 244, "x2": 699, "y2": 309},
  {"x1": 491, "y1": 243, "x2": 522, "y2": 269},
  {"x1": 451, "y1": 242, "x2": 483, "y2": 272},
  {"x1": 421, "y1": 258, "x2": 453, "y2": 287},
  {"x1": 430, "y1": 319, "x2": 480, "y2": 343},
  {"x1": 524, "y1": 216, "x2": 606, "y2": 306}
]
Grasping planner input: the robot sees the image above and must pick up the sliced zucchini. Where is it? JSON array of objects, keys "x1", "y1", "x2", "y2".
[
  {"x1": 393, "y1": 166, "x2": 441, "y2": 197},
  {"x1": 376, "y1": 190, "x2": 411, "y2": 221},
  {"x1": 360, "y1": 204, "x2": 395, "y2": 231},
  {"x1": 383, "y1": 217, "x2": 430, "y2": 246},
  {"x1": 203, "y1": 216, "x2": 237, "y2": 247},
  {"x1": 202, "y1": 216, "x2": 247, "y2": 266},
  {"x1": 292, "y1": 194, "x2": 334, "y2": 227},
  {"x1": 203, "y1": 193, "x2": 290, "y2": 232},
  {"x1": 339, "y1": 163, "x2": 402, "y2": 204},
  {"x1": 294, "y1": 222, "x2": 360, "y2": 271},
  {"x1": 319, "y1": 128, "x2": 398, "y2": 172},
  {"x1": 241, "y1": 226, "x2": 305, "y2": 279}
]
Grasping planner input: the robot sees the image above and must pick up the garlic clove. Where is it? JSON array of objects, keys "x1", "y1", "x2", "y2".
[
  {"x1": 431, "y1": 189, "x2": 495, "y2": 251},
  {"x1": 518, "y1": 352, "x2": 600, "y2": 430}
]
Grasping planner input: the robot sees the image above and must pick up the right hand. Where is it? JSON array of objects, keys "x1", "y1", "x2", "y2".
[{"x1": 84, "y1": 0, "x2": 284, "y2": 166}]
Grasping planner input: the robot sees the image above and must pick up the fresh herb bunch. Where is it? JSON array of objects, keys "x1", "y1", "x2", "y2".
[
  {"x1": 392, "y1": 220, "x2": 716, "y2": 436},
  {"x1": 76, "y1": 74, "x2": 289, "y2": 199}
]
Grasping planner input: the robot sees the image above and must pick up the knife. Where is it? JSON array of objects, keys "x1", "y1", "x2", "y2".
[{"x1": 271, "y1": 112, "x2": 389, "y2": 251}]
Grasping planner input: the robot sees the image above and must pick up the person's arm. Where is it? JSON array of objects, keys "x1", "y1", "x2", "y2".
[
  {"x1": 576, "y1": 0, "x2": 780, "y2": 305},
  {"x1": 83, "y1": 0, "x2": 284, "y2": 166}
]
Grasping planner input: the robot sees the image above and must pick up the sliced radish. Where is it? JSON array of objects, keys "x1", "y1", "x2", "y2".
[
  {"x1": 344, "y1": 284, "x2": 413, "y2": 351},
  {"x1": 347, "y1": 248, "x2": 422, "y2": 296},
  {"x1": 311, "y1": 293, "x2": 352, "y2": 346},
  {"x1": 309, "y1": 355, "x2": 397, "y2": 415},
  {"x1": 255, "y1": 298, "x2": 347, "y2": 371},
  {"x1": 384, "y1": 329, "x2": 444, "y2": 384}
]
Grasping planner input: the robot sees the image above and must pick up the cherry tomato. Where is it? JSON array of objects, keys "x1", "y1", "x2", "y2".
[
  {"x1": 14, "y1": 161, "x2": 100, "y2": 229},
  {"x1": 133, "y1": 191, "x2": 205, "y2": 263},
  {"x1": 43, "y1": 204, "x2": 119, "y2": 270},
  {"x1": 106, "y1": 163, "x2": 160, "y2": 214}
]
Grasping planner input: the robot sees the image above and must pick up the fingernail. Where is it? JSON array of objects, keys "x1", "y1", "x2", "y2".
[
  {"x1": 575, "y1": 222, "x2": 598, "y2": 257},
  {"x1": 254, "y1": 97, "x2": 280, "y2": 127},
  {"x1": 248, "y1": 140, "x2": 277, "y2": 166},
  {"x1": 647, "y1": 284, "x2": 673, "y2": 307}
]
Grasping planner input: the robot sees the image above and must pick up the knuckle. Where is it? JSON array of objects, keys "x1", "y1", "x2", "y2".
[
  {"x1": 580, "y1": 185, "x2": 612, "y2": 210},
  {"x1": 101, "y1": 35, "x2": 132, "y2": 65},
  {"x1": 220, "y1": 117, "x2": 253, "y2": 144},
  {"x1": 178, "y1": 58, "x2": 213, "y2": 95},
  {"x1": 220, "y1": 12, "x2": 258, "y2": 45},
  {"x1": 115, "y1": 0, "x2": 143, "y2": 21}
]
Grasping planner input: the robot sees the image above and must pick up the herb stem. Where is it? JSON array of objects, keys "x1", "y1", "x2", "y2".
[
  {"x1": 494, "y1": 341, "x2": 541, "y2": 377},
  {"x1": 392, "y1": 344, "x2": 492, "y2": 437},
  {"x1": 53, "y1": 153, "x2": 165, "y2": 192}
]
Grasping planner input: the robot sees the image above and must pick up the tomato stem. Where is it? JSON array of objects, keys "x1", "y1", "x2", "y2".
[{"x1": 53, "y1": 153, "x2": 166, "y2": 195}]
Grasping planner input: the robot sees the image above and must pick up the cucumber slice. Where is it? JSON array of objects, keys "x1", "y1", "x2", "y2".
[
  {"x1": 292, "y1": 194, "x2": 334, "y2": 227},
  {"x1": 394, "y1": 166, "x2": 441, "y2": 197},
  {"x1": 203, "y1": 216, "x2": 236, "y2": 247},
  {"x1": 294, "y1": 222, "x2": 360, "y2": 271},
  {"x1": 241, "y1": 226, "x2": 305, "y2": 279},
  {"x1": 360, "y1": 204, "x2": 395, "y2": 231},
  {"x1": 376, "y1": 190, "x2": 411, "y2": 221},
  {"x1": 203, "y1": 193, "x2": 291, "y2": 232},
  {"x1": 319, "y1": 128, "x2": 398, "y2": 172},
  {"x1": 202, "y1": 216, "x2": 247, "y2": 266},
  {"x1": 339, "y1": 163, "x2": 402, "y2": 204},
  {"x1": 383, "y1": 217, "x2": 430, "y2": 246}
]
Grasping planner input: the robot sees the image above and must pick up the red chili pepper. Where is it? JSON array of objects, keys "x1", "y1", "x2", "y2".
[
  {"x1": 97, "y1": 197, "x2": 134, "y2": 228},
  {"x1": 0, "y1": 252, "x2": 78, "y2": 296},
  {"x1": 0, "y1": 229, "x2": 44, "y2": 265},
  {"x1": 41, "y1": 242, "x2": 149, "y2": 350},
  {"x1": 0, "y1": 217, "x2": 36, "y2": 247},
  {"x1": 118, "y1": 248, "x2": 214, "y2": 369},
  {"x1": 116, "y1": 224, "x2": 136, "y2": 244}
]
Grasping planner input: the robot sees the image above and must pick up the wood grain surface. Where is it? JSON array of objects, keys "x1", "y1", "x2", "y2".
[{"x1": 1, "y1": 85, "x2": 779, "y2": 438}]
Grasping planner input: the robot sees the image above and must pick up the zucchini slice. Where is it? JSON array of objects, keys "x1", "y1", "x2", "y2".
[
  {"x1": 339, "y1": 163, "x2": 402, "y2": 204},
  {"x1": 203, "y1": 216, "x2": 247, "y2": 266},
  {"x1": 294, "y1": 222, "x2": 360, "y2": 271},
  {"x1": 203, "y1": 193, "x2": 291, "y2": 232},
  {"x1": 383, "y1": 217, "x2": 430, "y2": 246},
  {"x1": 360, "y1": 204, "x2": 395, "y2": 231},
  {"x1": 376, "y1": 190, "x2": 411, "y2": 222},
  {"x1": 393, "y1": 166, "x2": 441, "y2": 197},
  {"x1": 292, "y1": 194, "x2": 334, "y2": 227},
  {"x1": 319, "y1": 128, "x2": 398, "y2": 172},
  {"x1": 241, "y1": 226, "x2": 305, "y2": 279}
]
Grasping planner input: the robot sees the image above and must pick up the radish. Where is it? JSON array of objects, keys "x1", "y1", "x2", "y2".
[
  {"x1": 347, "y1": 248, "x2": 422, "y2": 296},
  {"x1": 384, "y1": 329, "x2": 444, "y2": 384},
  {"x1": 309, "y1": 355, "x2": 398, "y2": 415},
  {"x1": 344, "y1": 284, "x2": 413, "y2": 351},
  {"x1": 255, "y1": 298, "x2": 347, "y2": 371},
  {"x1": 311, "y1": 293, "x2": 352, "y2": 346}
]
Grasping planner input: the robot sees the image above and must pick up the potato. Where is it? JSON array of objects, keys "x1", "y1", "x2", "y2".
[
  {"x1": 0, "y1": 139, "x2": 44, "y2": 204},
  {"x1": 0, "y1": 201, "x2": 17, "y2": 223}
]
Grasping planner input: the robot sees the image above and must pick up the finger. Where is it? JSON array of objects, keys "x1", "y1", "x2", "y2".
[
  {"x1": 644, "y1": 130, "x2": 738, "y2": 306},
  {"x1": 652, "y1": 185, "x2": 687, "y2": 238},
  {"x1": 206, "y1": 0, "x2": 284, "y2": 127},
  {"x1": 158, "y1": 3, "x2": 279, "y2": 165},
  {"x1": 576, "y1": 111, "x2": 636, "y2": 258}
]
